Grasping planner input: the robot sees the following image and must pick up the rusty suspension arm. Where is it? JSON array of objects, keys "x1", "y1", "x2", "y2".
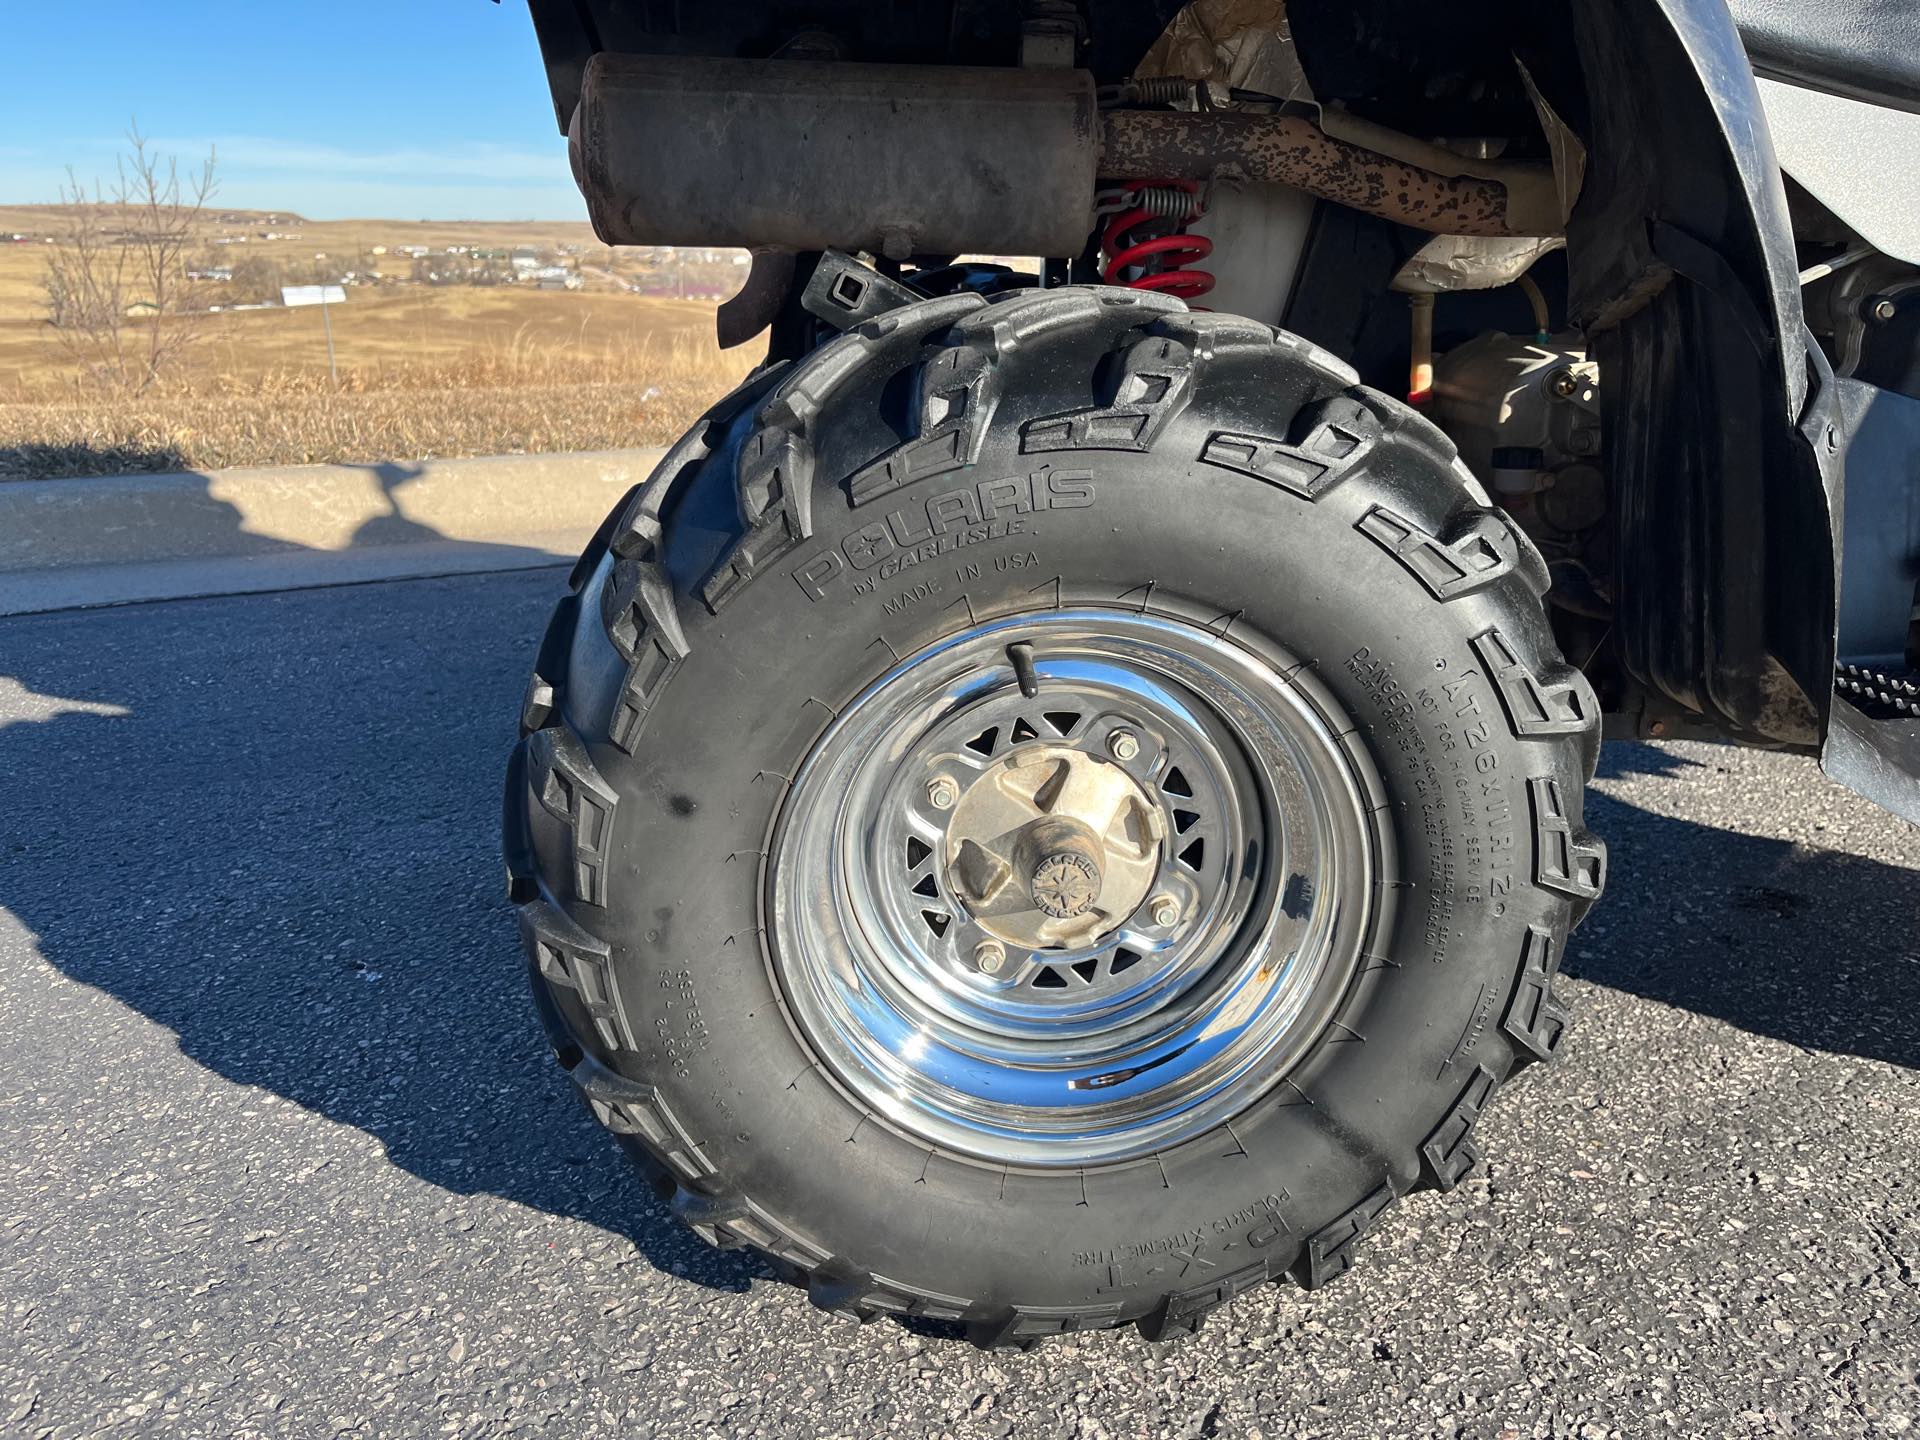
[{"x1": 1099, "y1": 109, "x2": 1558, "y2": 238}]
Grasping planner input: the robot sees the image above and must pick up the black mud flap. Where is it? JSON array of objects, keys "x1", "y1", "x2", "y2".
[{"x1": 1823, "y1": 701, "x2": 1920, "y2": 823}]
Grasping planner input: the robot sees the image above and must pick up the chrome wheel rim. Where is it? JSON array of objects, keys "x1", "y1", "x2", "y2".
[{"x1": 766, "y1": 609, "x2": 1376, "y2": 1167}]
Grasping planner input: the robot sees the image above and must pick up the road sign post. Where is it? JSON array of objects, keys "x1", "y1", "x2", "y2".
[{"x1": 281, "y1": 284, "x2": 347, "y2": 387}]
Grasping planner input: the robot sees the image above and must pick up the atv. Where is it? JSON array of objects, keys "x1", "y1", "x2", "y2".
[{"x1": 501, "y1": 0, "x2": 1920, "y2": 1345}]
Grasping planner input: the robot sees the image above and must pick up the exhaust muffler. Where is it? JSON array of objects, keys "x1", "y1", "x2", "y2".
[{"x1": 571, "y1": 56, "x2": 1099, "y2": 258}]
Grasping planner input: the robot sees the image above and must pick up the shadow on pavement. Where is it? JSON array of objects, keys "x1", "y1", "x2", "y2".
[
  {"x1": 1572, "y1": 741, "x2": 1920, "y2": 1070},
  {"x1": 346, "y1": 461, "x2": 443, "y2": 549},
  {"x1": 0, "y1": 587, "x2": 1910, "y2": 1304},
  {"x1": 0, "y1": 563, "x2": 759, "y2": 1295}
]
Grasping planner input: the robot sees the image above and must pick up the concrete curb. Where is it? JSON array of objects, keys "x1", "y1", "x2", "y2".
[
  {"x1": 0, "y1": 448, "x2": 666, "y2": 614},
  {"x1": 0, "y1": 448, "x2": 666, "y2": 572}
]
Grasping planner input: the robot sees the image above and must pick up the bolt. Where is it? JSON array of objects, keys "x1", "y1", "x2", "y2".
[
  {"x1": 927, "y1": 776, "x2": 959, "y2": 810},
  {"x1": 1150, "y1": 893, "x2": 1181, "y2": 928},
  {"x1": 973, "y1": 939, "x2": 1007, "y2": 974},
  {"x1": 1871, "y1": 297, "x2": 1898, "y2": 322},
  {"x1": 1107, "y1": 729, "x2": 1140, "y2": 762},
  {"x1": 1548, "y1": 368, "x2": 1579, "y2": 399}
]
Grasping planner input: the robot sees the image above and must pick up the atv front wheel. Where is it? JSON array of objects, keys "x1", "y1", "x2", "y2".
[{"x1": 504, "y1": 286, "x2": 1604, "y2": 1345}]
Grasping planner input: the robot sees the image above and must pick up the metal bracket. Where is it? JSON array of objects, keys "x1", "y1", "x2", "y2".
[
  {"x1": 800, "y1": 251, "x2": 925, "y2": 332},
  {"x1": 715, "y1": 248, "x2": 797, "y2": 350},
  {"x1": 1019, "y1": 0, "x2": 1083, "y2": 68}
]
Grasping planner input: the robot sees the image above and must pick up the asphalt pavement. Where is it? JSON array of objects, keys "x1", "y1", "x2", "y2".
[{"x1": 2, "y1": 568, "x2": 1916, "y2": 1439}]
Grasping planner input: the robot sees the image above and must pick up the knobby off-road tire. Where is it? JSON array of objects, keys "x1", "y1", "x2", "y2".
[{"x1": 503, "y1": 287, "x2": 1605, "y2": 1346}]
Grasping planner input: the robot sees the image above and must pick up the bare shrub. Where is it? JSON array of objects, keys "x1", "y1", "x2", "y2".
[{"x1": 42, "y1": 126, "x2": 218, "y2": 394}]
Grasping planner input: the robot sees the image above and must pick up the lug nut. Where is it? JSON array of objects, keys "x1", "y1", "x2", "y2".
[
  {"x1": 927, "y1": 776, "x2": 959, "y2": 810},
  {"x1": 973, "y1": 939, "x2": 1007, "y2": 974},
  {"x1": 1150, "y1": 893, "x2": 1181, "y2": 928},
  {"x1": 1107, "y1": 729, "x2": 1140, "y2": 762}
]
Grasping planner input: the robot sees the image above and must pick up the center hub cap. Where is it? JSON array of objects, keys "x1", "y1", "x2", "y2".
[
  {"x1": 1031, "y1": 852, "x2": 1099, "y2": 918},
  {"x1": 941, "y1": 745, "x2": 1163, "y2": 950}
]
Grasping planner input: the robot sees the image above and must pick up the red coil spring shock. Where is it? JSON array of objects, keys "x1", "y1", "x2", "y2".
[{"x1": 1100, "y1": 179, "x2": 1215, "y2": 302}]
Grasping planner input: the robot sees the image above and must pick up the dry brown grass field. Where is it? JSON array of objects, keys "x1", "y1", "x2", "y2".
[{"x1": 0, "y1": 206, "x2": 754, "y2": 478}]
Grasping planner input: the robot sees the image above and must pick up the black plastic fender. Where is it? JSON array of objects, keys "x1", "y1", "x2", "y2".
[{"x1": 1560, "y1": 0, "x2": 1842, "y2": 750}]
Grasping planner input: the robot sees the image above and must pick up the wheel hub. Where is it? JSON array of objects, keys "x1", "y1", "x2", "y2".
[
  {"x1": 765, "y1": 609, "x2": 1380, "y2": 1167},
  {"x1": 942, "y1": 744, "x2": 1164, "y2": 949}
]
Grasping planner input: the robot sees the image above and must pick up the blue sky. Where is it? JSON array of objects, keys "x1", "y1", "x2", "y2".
[{"x1": 0, "y1": 0, "x2": 586, "y2": 220}]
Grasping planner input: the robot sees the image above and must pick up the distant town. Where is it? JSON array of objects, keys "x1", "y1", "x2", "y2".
[{"x1": 4, "y1": 209, "x2": 748, "y2": 314}]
